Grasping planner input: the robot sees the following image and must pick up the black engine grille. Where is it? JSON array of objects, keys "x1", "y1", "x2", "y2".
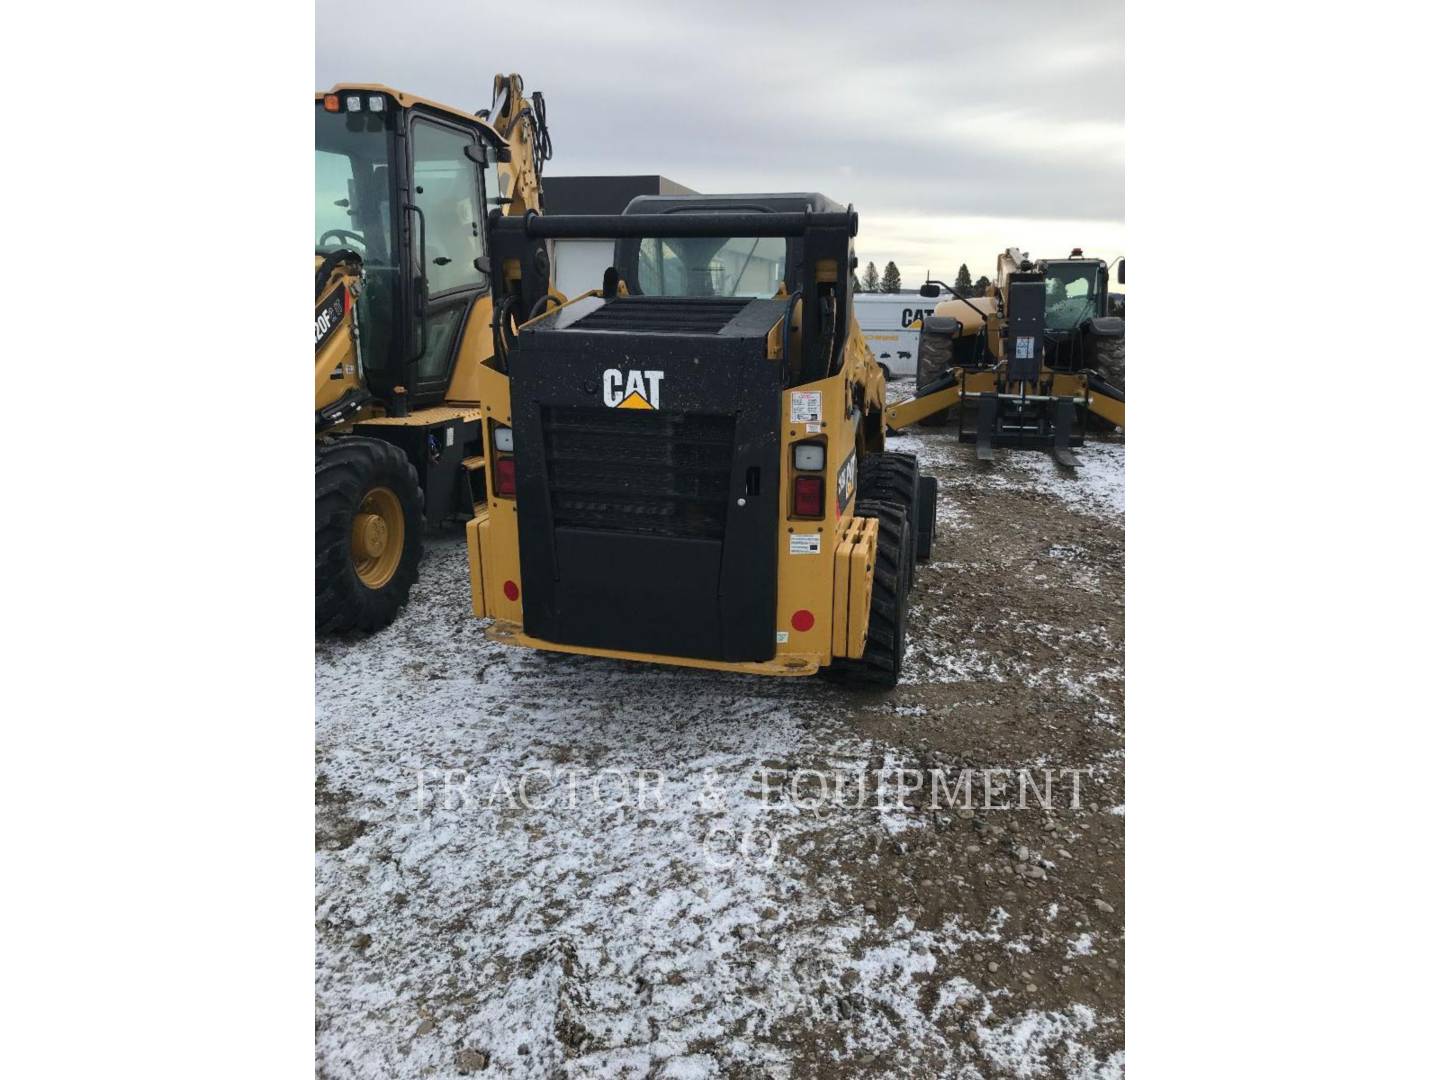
[
  {"x1": 542, "y1": 406, "x2": 735, "y2": 540},
  {"x1": 568, "y1": 296, "x2": 751, "y2": 335}
]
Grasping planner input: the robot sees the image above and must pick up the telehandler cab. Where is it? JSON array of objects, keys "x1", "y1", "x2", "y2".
[
  {"x1": 889, "y1": 248, "x2": 1125, "y2": 467},
  {"x1": 464, "y1": 194, "x2": 939, "y2": 687},
  {"x1": 314, "y1": 75, "x2": 556, "y2": 633}
]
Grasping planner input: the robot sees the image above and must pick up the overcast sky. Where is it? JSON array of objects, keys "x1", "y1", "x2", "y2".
[{"x1": 316, "y1": 0, "x2": 1124, "y2": 289}]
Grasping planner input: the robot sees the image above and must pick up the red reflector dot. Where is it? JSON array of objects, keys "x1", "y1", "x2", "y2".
[
  {"x1": 791, "y1": 609, "x2": 815, "y2": 632},
  {"x1": 503, "y1": 580, "x2": 519, "y2": 602}
]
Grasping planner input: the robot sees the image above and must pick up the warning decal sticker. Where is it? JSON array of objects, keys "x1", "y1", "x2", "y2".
[{"x1": 790, "y1": 391, "x2": 822, "y2": 424}]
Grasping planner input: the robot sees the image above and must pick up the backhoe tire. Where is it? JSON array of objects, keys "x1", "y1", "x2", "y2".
[
  {"x1": 823, "y1": 499, "x2": 911, "y2": 690},
  {"x1": 859, "y1": 451, "x2": 922, "y2": 576},
  {"x1": 1094, "y1": 335, "x2": 1125, "y2": 393},
  {"x1": 316, "y1": 437, "x2": 424, "y2": 634}
]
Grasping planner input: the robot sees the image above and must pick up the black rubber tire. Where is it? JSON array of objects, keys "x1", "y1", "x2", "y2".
[
  {"x1": 1094, "y1": 335, "x2": 1125, "y2": 393},
  {"x1": 916, "y1": 332, "x2": 955, "y2": 426},
  {"x1": 316, "y1": 437, "x2": 425, "y2": 634},
  {"x1": 914, "y1": 475, "x2": 938, "y2": 562},
  {"x1": 823, "y1": 499, "x2": 911, "y2": 690},
  {"x1": 859, "y1": 452, "x2": 920, "y2": 580}
]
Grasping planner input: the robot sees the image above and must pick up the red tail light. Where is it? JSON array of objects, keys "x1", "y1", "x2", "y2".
[
  {"x1": 495, "y1": 457, "x2": 516, "y2": 498},
  {"x1": 793, "y1": 475, "x2": 823, "y2": 517}
]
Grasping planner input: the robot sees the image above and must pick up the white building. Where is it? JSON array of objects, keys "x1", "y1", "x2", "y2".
[{"x1": 543, "y1": 175, "x2": 696, "y2": 298}]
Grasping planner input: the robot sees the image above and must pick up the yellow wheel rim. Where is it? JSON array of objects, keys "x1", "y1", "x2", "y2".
[{"x1": 350, "y1": 487, "x2": 405, "y2": 589}]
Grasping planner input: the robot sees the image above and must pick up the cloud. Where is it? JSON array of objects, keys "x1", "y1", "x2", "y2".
[{"x1": 316, "y1": 0, "x2": 1124, "y2": 275}]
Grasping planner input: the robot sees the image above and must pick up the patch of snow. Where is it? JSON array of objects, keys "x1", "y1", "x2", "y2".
[
  {"x1": 888, "y1": 414, "x2": 1124, "y2": 523},
  {"x1": 1067, "y1": 933, "x2": 1095, "y2": 958},
  {"x1": 1007, "y1": 441, "x2": 1125, "y2": 520},
  {"x1": 977, "y1": 1003, "x2": 1123, "y2": 1079}
]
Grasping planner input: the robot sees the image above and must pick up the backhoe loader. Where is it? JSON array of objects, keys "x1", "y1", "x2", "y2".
[
  {"x1": 889, "y1": 248, "x2": 1125, "y2": 466},
  {"x1": 462, "y1": 194, "x2": 939, "y2": 688},
  {"x1": 315, "y1": 74, "x2": 555, "y2": 633}
]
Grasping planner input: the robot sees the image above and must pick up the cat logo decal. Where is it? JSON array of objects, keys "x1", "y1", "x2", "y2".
[{"x1": 602, "y1": 369, "x2": 665, "y2": 409}]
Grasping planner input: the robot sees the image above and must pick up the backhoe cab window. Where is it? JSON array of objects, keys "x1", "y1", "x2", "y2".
[
  {"x1": 638, "y1": 235, "x2": 786, "y2": 298},
  {"x1": 1043, "y1": 263, "x2": 1102, "y2": 331},
  {"x1": 316, "y1": 103, "x2": 398, "y2": 369},
  {"x1": 314, "y1": 106, "x2": 394, "y2": 262},
  {"x1": 410, "y1": 120, "x2": 487, "y2": 296}
]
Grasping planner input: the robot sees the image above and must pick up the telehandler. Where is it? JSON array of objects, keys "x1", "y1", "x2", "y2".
[
  {"x1": 890, "y1": 248, "x2": 1125, "y2": 466},
  {"x1": 315, "y1": 74, "x2": 555, "y2": 633},
  {"x1": 463, "y1": 194, "x2": 939, "y2": 687}
]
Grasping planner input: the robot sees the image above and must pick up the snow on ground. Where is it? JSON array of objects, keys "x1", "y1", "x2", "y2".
[
  {"x1": 319, "y1": 581, "x2": 1118, "y2": 1078},
  {"x1": 1009, "y1": 443, "x2": 1124, "y2": 521},
  {"x1": 885, "y1": 376, "x2": 1125, "y2": 523},
  {"x1": 316, "y1": 411, "x2": 1124, "y2": 1078},
  {"x1": 318, "y1": 611, "x2": 858, "y2": 1078}
]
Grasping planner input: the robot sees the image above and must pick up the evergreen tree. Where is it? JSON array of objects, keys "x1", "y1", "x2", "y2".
[
  {"x1": 861, "y1": 261, "x2": 880, "y2": 292},
  {"x1": 954, "y1": 263, "x2": 973, "y2": 297},
  {"x1": 974, "y1": 274, "x2": 991, "y2": 295},
  {"x1": 880, "y1": 261, "x2": 902, "y2": 293},
  {"x1": 852, "y1": 273, "x2": 862, "y2": 293}
]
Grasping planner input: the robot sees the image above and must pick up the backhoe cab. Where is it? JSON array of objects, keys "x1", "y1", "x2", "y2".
[
  {"x1": 887, "y1": 248, "x2": 1125, "y2": 467},
  {"x1": 314, "y1": 76, "x2": 554, "y2": 634},
  {"x1": 465, "y1": 194, "x2": 939, "y2": 687}
]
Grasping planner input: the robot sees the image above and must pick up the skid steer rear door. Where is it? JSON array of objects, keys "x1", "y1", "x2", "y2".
[{"x1": 509, "y1": 298, "x2": 786, "y2": 663}]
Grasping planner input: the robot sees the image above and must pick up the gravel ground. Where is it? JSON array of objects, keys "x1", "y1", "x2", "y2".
[{"x1": 316, "y1": 387, "x2": 1125, "y2": 1078}]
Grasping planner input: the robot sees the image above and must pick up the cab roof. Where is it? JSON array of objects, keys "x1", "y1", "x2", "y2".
[
  {"x1": 316, "y1": 84, "x2": 504, "y2": 145},
  {"x1": 622, "y1": 192, "x2": 847, "y2": 216}
]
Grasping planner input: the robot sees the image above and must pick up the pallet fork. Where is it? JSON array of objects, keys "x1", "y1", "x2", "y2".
[{"x1": 969, "y1": 388, "x2": 1082, "y2": 468}]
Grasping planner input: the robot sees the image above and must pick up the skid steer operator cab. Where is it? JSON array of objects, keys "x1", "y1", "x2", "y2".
[
  {"x1": 465, "y1": 194, "x2": 939, "y2": 687},
  {"x1": 314, "y1": 85, "x2": 510, "y2": 427}
]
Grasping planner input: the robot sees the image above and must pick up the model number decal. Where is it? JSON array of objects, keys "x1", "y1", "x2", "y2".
[
  {"x1": 315, "y1": 288, "x2": 346, "y2": 351},
  {"x1": 835, "y1": 451, "x2": 857, "y2": 518}
]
